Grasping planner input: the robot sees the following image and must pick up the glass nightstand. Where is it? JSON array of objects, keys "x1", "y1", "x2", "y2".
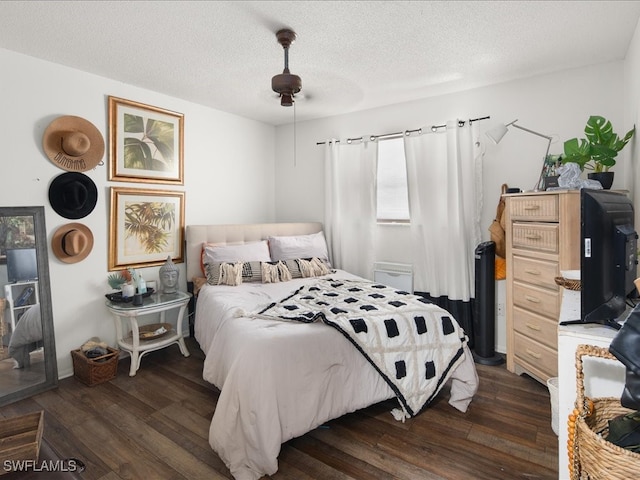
[{"x1": 106, "y1": 291, "x2": 191, "y2": 376}]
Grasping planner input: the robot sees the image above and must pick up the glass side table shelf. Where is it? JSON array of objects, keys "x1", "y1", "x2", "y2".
[{"x1": 105, "y1": 291, "x2": 191, "y2": 376}]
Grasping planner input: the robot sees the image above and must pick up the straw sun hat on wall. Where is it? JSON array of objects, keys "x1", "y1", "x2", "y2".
[{"x1": 42, "y1": 115, "x2": 105, "y2": 172}]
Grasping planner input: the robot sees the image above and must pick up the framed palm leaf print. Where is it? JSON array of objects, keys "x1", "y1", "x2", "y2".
[
  {"x1": 108, "y1": 96, "x2": 184, "y2": 185},
  {"x1": 109, "y1": 187, "x2": 185, "y2": 270}
]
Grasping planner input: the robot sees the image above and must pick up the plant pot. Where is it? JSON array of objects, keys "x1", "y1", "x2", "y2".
[{"x1": 588, "y1": 172, "x2": 614, "y2": 190}]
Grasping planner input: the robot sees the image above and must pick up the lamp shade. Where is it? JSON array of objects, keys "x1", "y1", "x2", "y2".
[{"x1": 486, "y1": 123, "x2": 509, "y2": 144}]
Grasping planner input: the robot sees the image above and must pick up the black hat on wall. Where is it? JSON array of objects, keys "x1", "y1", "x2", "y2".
[{"x1": 48, "y1": 172, "x2": 98, "y2": 219}]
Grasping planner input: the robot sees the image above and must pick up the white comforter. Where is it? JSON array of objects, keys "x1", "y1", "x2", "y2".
[
  {"x1": 9, "y1": 303, "x2": 42, "y2": 368},
  {"x1": 195, "y1": 270, "x2": 479, "y2": 480}
]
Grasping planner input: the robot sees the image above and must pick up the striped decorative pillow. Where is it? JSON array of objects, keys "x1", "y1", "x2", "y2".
[
  {"x1": 206, "y1": 261, "x2": 263, "y2": 285},
  {"x1": 205, "y1": 262, "x2": 243, "y2": 286},
  {"x1": 205, "y1": 258, "x2": 332, "y2": 287}
]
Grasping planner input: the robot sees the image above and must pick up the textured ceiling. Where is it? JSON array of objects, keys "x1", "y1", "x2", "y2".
[{"x1": 1, "y1": 1, "x2": 639, "y2": 126}]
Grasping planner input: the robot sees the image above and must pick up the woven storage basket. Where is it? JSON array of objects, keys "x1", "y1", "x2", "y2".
[
  {"x1": 555, "y1": 276, "x2": 581, "y2": 291},
  {"x1": 71, "y1": 347, "x2": 119, "y2": 386},
  {"x1": 571, "y1": 344, "x2": 640, "y2": 479}
]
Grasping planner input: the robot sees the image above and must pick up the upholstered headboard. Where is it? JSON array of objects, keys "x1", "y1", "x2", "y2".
[{"x1": 185, "y1": 222, "x2": 323, "y2": 282}]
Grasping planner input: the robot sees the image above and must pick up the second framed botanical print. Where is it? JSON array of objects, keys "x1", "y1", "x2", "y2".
[
  {"x1": 108, "y1": 187, "x2": 185, "y2": 270},
  {"x1": 108, "y1": 96, "x2": 184, "y2": 185}
]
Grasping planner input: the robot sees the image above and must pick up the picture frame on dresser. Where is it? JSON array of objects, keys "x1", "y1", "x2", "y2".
[{"x1": 108, "y1": 96, "x2": 184, "y2": 185}]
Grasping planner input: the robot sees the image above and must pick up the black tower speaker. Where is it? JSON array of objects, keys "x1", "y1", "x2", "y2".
[{"x1": 473, "y1": 241, "x2": 504, "y2": 365}]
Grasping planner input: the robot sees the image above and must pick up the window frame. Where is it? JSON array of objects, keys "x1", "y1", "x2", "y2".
[{"x1": 376, "y1": 136, "x2": 410, "y2": 224}]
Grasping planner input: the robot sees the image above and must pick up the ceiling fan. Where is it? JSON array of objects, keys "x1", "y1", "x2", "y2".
[{"x1": 271, "y1": 29, "x2": 302, "y2": 107}]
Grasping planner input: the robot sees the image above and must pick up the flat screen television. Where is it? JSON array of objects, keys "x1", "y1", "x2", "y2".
[
  {"x1": 561, "y1": 189, "x2": 638, "y2": 330},
  {"x1": 5, "y1": 247, "x2": 38, "y2": 283}
]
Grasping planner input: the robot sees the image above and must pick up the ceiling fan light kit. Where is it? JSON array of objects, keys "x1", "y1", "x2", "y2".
[{"x1": 272, "y1": 28, "x2": 302, "y2": 107}]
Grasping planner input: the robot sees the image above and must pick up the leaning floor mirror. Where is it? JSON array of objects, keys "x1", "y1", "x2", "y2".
[{"x1": 0, "y1": 206, "x2": 57, "y2": 406}]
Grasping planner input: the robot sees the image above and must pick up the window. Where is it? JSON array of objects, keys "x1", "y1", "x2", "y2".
[{"x1": 376, "y1": 137, "x2": 410, "y2": 222}]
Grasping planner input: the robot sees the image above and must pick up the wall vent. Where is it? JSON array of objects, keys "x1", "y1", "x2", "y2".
[{"x1": 373, "y1": 262, "x2": 413, "y2": 292}]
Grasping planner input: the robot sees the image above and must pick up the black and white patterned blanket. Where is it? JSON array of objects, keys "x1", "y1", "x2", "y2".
[{"x1": 257, "y1": 278, "x2": 468, "y2": 418}]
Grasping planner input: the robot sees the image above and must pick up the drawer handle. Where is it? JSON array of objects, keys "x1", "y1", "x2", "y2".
[
  {"x1": 524, "y1": 295, "x2": 540, "y2": 303},
  {"x1": 524, "y1": 234, "x2": 542, "y2": 240},
  {"x1": 526, "y1": 322, "x2": 542, "y2": 331},
  {"x1": 525, "y1": 349, "x2": 542, "y2": 359},
  {"x1": 524, "y1": 205, "x2": 541, "y2": 211},
  {"x1": 524, "y1": 269, "x2": 541, "y2": 275}
]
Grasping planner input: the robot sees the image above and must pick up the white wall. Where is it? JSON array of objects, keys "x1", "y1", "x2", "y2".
[
  {"x1": 624, "y1": 16, "x2": 640, "y2": 227},
  {"x1": 0, "y1": 48, "x2": 276, "y2": 377}
]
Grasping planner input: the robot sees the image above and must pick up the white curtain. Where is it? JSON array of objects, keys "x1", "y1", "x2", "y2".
[
  {"x1": 404, "y1": 120, "x2": 482, "y2": 301},
  {"x1": 324, "y1": 139, "x2": 377, "y2": 280}
]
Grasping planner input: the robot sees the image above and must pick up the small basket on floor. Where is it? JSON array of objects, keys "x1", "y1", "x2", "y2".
[
  {"x1": 571, "y1": 344, "x2": 640, "y2": 479},
  {"x1": 71, "y1": 347, "x2": 119, "y2": 386}
]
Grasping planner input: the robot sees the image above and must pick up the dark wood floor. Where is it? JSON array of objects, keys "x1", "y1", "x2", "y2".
[{"x1": 0, "y1": 338, "x2": 558, "y2": 479}]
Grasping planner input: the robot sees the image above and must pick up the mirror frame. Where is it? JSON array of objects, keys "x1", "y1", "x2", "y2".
[{"x1": 1, "y1": 206, "x2": 58, "y2": 406}]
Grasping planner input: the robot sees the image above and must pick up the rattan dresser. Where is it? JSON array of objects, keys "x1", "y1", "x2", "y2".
[{"x1": 504, "y1": 190, "x2": 580, "y2": 384}]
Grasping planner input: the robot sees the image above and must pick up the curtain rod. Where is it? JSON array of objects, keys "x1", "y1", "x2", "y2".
[{"x1": 316, "y1": 116, "x2": 490, "y2": 145}]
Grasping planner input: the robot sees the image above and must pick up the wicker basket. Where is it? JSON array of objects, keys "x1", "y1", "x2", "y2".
[
  {"x1": 71, "y1": 347, "x2": 119, "y2": 386},
  {"x1": 571, "y1": 344, "x2": 640, "y2": 479},
  {"x1": 555, "y1": 276, "x2": 582, "y2": 291},
  {"x1": 136, "y1": 322, "x2": 172, "y2": 340}
]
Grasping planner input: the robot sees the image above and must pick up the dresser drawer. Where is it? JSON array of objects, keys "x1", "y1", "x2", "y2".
[
  {"x1": 513, "y1": 306, "x2": 558, "y2": 350},
  {"x1": 514, "y1": 332, "x2": 558, "y2": 377},
  {"x1": 512, "y1": 255, "x2": 559, "y2": 290},
  {"x1": 509, "y1": 195, "x2": 559, "y2": 222},
  {"x1": 513, "y1": 281, "x2": 560, "y2": 318},
  {"x1": 512, "y1": 223, "x2": 559, "y2": 253}
]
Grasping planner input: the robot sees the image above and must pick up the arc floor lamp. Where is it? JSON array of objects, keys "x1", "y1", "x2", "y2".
[{"x1": 486, "y1": 119, "x2": 553, "y2": 191}]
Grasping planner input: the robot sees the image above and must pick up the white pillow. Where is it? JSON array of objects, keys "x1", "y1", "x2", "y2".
[
  {"x1": 268, "y1": 231, "x2": 330, "y2": 264},
  {"x1": 203, "y1": 240, "x2": 271, "y2": 266}
]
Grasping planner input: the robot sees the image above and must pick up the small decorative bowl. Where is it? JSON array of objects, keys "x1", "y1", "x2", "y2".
[{"x1": 137, "y1": 322, "x2": 172, "y2": 340}]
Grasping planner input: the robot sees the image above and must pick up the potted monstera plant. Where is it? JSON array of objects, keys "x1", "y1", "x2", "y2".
[{"x1": 562, "y1": 115, "x2": 635, "y2": 189}]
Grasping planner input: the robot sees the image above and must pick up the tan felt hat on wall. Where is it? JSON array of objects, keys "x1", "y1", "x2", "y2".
[
  {"x1": 42, "y1": 115, "x2": 105, "y2": 172},
  {"x1": 51, "y1": 223, "x2": 94, "y2": 264}
]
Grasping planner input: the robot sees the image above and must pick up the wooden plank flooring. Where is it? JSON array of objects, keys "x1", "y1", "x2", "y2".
[{"x1": 0, "y1": 338, "x2": 558, "y2": 479}]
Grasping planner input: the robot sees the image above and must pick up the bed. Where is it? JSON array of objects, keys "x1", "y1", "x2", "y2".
[{"x1": 186, "y1": 223, "x2": 479, "y2": 480}]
